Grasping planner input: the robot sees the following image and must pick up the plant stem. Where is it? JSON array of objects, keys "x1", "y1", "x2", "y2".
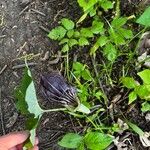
[{"x1": 42, "y1": 108, "x2": 67, "y2": 113}]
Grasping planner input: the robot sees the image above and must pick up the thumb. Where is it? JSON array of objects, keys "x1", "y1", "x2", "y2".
[{"x1": 0, "y1": 131, "x2": 29, "y2": 149}]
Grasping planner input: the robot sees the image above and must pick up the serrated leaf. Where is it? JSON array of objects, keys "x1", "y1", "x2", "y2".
[
  {"x1": 80, "y1": 28, "x2": 94, "y2": 38},
  {"x1": 61, "y1": 18, "x2": 75, "y2": 30},
  {"x1": 77, "y1": 0, "x2": 97, "y2": 12},
  {"x1": 104, "y1": 43, "x2": 117, "y2": 62},
  {"x1": 68, "y1": 39, "x2": 78, "y2": 47},
  {"x1": 111, "y1": 17, "x2": 127, "y2": 28},
  {"x1": 129, "y1": 91, "x2": 137, "y2": 104},
  {"x1": 48, "y1": 26, "x2": 66, "y2": 40},
  {"x1": 62, "y1": 44, "x2": 69, "y2": 52},
  {"x1": 79, "y1": 37, "x2": 89, "y2": 46},
  {"x1": 74, "y1": 31, "x2": 80, "y2": 38},
  {"x1": 121, "y1": 77, "x2": 137, "y2": 89},
  {"x1": 141, "y1": 102, "x2": 150, "y2": 112},
  {"x1": 58, "y1": 133, "x2": 82, "y2": 148},
  {"x1": 67, "y1": 29, "x2": 74, "y2": 38},
  {"x1": 84, "y1": 132, "x2": 113, "y2": 150},
  {"x1": 97, "y1": 36, "x2": 108, "y2": 47},
  {"x1": 136, "y1": 6, "x2": 150, "y2": 27},
  {"x1": 59, "y1": 38, "x2": 69, "y2": 45},
  {"x1": 91, "y1": 20, "x2": 104, "y2": 34},
  {"x1": 100, "y1": 0, "x2": 113, "y2": 11},
  {"x1": 118, "y1": 28, "x2": 133, "y2": 39},
  {"x1": 137, "y1": 69, "x2": 150, "y2": 84}
]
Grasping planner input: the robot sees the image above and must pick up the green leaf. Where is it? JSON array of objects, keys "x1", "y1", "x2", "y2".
[
  {"x1": 68, "y1": 39, "x2": 78, "y2": 47},
  {"x1": 103, "y1": 43, "x2": 117, "y2": 62},
  {"x1": 100, "y1": 0, "x2": 113, "y2": 11},
  {"x1": 15, "y1": 67, "x2": 42, "y2": 117},
  {"x1": 76, "y1": 103, "x2": 90, "y2": 114},
  {"x1": 79, "y1": 37, "x2": 89, "y2": 46},
  {"x1": 82, "y1": 69, "x2": 92, "y2": 81},
  {"x1": 59, "y1": 38, "x2": 69, "y2": 45},
  {"x1": 126, "y1": 121, "x2": 144, "y2": 136},
  {"x1": 77, "y1": 0, "x2": 97, "y2": 12},
  {"x1": 77, "y1": 13, "x2": 88, "y2": 24},
  {"x1": 97, "y1": 36, "x2": 108, "y2": 47},
  {"x1": 118, "y1": 28, "x2": 133, "y2": 39},
  {"x1": 74, "y1": 31, "x2": 80, "y2": 38},
  {"x1": 121, "y1": 77, "x2": 137, "y2": 89},
  {"x1": 67, "y1": 29, "x2": 74, "y2": 38},
  {"x1": 135, "y1": 85, "x2": 150, "y2": 100},
  {"x1": 89, "y1": 7, "x2": 97, "y2": 17},
  {"x1": 80, "y1": 28, "x2": 94, "y2": 38},
  {"x1": 141, "y1": 102, "x2": 150, "y2": 112},
  {"x1": 84, "y1": 132, "x2": 113, "y2": 150},
  {"x1": 62, "y1": 44, "x2": 69, "y2": 52},
  {"x1": 137, "y1": 69, "x2": 150, "y2": 84},
  {"x1": 136, "y1": 6, "x2": 150, "y2": 27},
  {"x1": 48, "y1": 26, "x2": 66, "y2": 40},
  {"x1": 91, "y1": 20, "x2": 104, "y2": 34},
  {"x1": 14, "y1": 65, "x2": 43, "y2": 148},
  {"x1": 61, "y1": 18, "x2": 75, "y2": 30},
  {"x1": 58, "y1": 133, "x2": 82, "y2": 149},
  {"x1": 111, "y1": 17, "x2": 127, "y2": 28},
  {"x1": 128, "y1": 91, "x2": 137, "y2": 104}
]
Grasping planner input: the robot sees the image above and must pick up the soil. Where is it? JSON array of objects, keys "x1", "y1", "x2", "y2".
[{"x1": 0, "y1": 0, "x2": 150, "y2": 150}]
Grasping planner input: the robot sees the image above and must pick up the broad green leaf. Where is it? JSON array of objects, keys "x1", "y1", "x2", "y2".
[
  {"x1": 15, "y1": 66, "x2": 43, "y2": 148},
  {"x1": 62, "y1": 44, "x2": 69, "y2": 52},
  {"x1": 73, "y1": 62, "x2": 84, "y2": 72},
  {"x1": 126, "y1": 121, "x2": 144, "y2": 136},
  {"x1": 67, "y1": 29, "x2": 74, "y2": 38},
  {"x1": 135, "y1": 85, "x2": 150, "y2": 100},
  {"x1": 68, "y1": 39, "x2": 78, "y2": 47},
  {"x1": 121, "y1": 77, "x2": 137, "y2": 89},
  {"x1": 111, "y1": 17, "x2": 127, "y2": 28},
  {"x1": 59, "y1": 38, "x2": 69, "y2": 45},
  {"x1": 61, "y1": 18, "x2": 75, "y2": 30},
  {"x1": 48, "y1": 26, "x2": 66, "y2": 40},
  {"x1": 79, "y1": 37, "x2": 89, "y2": 46},
  {"x1": 141, "y1": 102, "x2": 150, "y2": 112},
  {"x1": 100, "y1": 0, "x2": 113, "y2": 11},
  {"x1": 103, "y1": 43, "x2": 117, "y2": 62},
  {"x1": 58, "y1": 133, "x2": 82, "y2": 148},
  {"x1": 84, "y1": 132, "x2": 113, "y2": 150},
  {"x1": 128, "y1": 91, "x2": 137, "y2": 104},
  {"x1": 137, "y1": 69, "x2": 150, "y2": 84},
  {"x1": 109, "y1": 28, "x2": 125, "y2": 45},
  {"x1": 89, "y1": 6, "x2": 97, "y2": 16},
  {"x1": 80, "y1": 28, "x2": 94, "y2": 38},
  {"x1": 91, "y1": 20, "x2": 104, "y2": 34},
  {"x1": 97, "y1": 36, "x2": 108, "y2": 47},
  {"x1": 74, "y1": 31, "x2": 80, "y2": 38},
  {"x1": 118, "y1": 28, "x2": 133, "y2": 39},
  {"x1": 15, "y1": 67, "x2": 42, "y2": 117},
  {"x1": 77, "y1": 0, "x2": 97, "y2": 12},
  {"x1": 136, "y1": 6, "x2": 150, "y2": 27}
]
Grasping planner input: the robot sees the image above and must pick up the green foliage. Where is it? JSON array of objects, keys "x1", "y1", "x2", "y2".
[
  {"x1": 84, "y1": 132, "x2": 113, "y2": 150},
  {"x1": 121, "y1": 69, "x2": 150, "y2": 111},
  {"x1": 58, "y1": 133, "x2": 83, "y2": 149},
  {"x1": 136, "y1": 6, "x2": 150, "y2": 27}
]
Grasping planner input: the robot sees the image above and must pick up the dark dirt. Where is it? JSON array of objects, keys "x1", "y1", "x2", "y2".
[{"x1": 0, "y1": 0, "x2": 150, "y2": 150}]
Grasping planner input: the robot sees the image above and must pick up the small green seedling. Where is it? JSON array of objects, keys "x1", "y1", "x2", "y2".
[{"x1": 121, "y1": 69, "x2": 150, "y2": 112}]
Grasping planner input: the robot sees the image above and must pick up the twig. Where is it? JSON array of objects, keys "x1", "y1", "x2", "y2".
[
  {"x1": 53, "y1": 9, "x2": 67, "y2": 22},
  {"x1": 12, "y1": 62, "x2": 37, "y2": 69},
  {"x1": 0, "y1": 35, "x2": 6, "y2": 38},
  {"x1": 0, "y1": 65, "x2": 7, "y2": 75},
  {"x1": 31, "y1": 9, "x2": 46, "y2": 16},
  {"x1": 0, "y1": 88, "x2": 6, "y2": 135},
  {"x1": 19, "y1": 5, "x2": 29, "y2": 16},
  {"x1": 48, "y1": 51, "x2": 61, "y2": 65}
]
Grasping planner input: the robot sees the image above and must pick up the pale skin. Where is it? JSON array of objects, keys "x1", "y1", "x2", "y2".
[{"x1": 0, "y1": 131, "x2": 39, "y2": 150}]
